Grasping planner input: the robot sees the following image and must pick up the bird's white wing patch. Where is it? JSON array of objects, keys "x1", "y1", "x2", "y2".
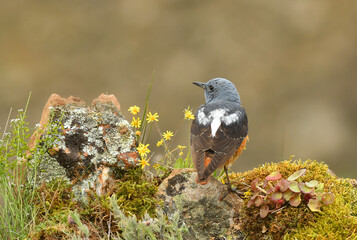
[
  {"x1": 223, "y1": 112, "x2": 240, "y2": 125},
  {"x1": 209, "y1": 109, "x2": 226, "y2": 137},
  {"x1": 210, "y1": 118, "x2": 221, "y2": 137},
  {"x1": 197, "y1": 108, "x2": 210, "y2": 125},
  {"x1": 198, "y1": 108, "x2": 240, "y2": 137}
]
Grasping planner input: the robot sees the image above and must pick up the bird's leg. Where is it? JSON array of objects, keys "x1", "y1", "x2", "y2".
[{"x1": 219, "y1": 166, "x2": 244, "y2": 201}]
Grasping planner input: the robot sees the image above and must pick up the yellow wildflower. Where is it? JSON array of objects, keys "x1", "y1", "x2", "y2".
[
  {"x1": 177, "y1": 145, "x2": 186, "y2": 157},
  {"x1": 135, "y1": 131, "x2": 141, "y2": 136},
  {"x1": 184, "y1": 107, "x2": 195, "y2": 120},
  {"x1": 244, "y1": 191, "x2": 252, "y2": 198},
  {"x1": 177, "y1": 145, "x2": 186, "y2": 150},
  {"x1": 156, "y1": 139, "x2": 164, "y2": 147},
  {"x1": 163, "y1": 130, "x2": 174, "y2": 140},
  {"x1": 131, "y1": 117, "x2": 141, "y2": 128},
  {"x1": 139, "y1": 158, "x2": 150, "y2": 169},
  {"x1": 153, "y1": 163, "x2": 160, "y2": 170},
  {"x1": 128, "y1": 105, "x2": 140, "y2": 115},
  {"x1": 146, "y1": 112, "x2": 159, "y2": 123},
  {"x1": 137, "y1": 143, "x2": 150, "y2": 158}
]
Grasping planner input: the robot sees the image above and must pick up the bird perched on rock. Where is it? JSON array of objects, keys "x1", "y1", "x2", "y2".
[{"x1": 190, "y1": 78, "x2": 248, "y2": 199}]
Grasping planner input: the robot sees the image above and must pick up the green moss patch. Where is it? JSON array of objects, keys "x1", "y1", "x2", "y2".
[
  {"x1": 230, "y1": 159, "x2": 357, "y2": 239},
  {"x1": 29, "y1": 167, "x2": 161, "y2": 239}
]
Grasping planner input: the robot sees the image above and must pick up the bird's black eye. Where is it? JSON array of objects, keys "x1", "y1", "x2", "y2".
[{"x1": 209, "y1": 85, "x2": 214, "y2": 91}]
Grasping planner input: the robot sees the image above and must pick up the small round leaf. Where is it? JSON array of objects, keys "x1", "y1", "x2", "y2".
[
  {"x1": 287, "y1": 169, "x2": 307, "y2": 181},
  {"x1": 308, "y1": 198, "x2": 322, "y2": 212},
  {"x1": 271, "y1": 192, "x2": 283, "y2": 201},
  {"x1": 251, "y1": 178, "x2": 259, "y2": 192},
  {"x1": 305, "y1": 180, "x2": 319, "y2": 188},
  {"x1": 266, "y1": 171, "x2": 282, "y2": 181},
  {"x1": 255, "y1": 196, "x2": 264, "y2": 207},
  {"x1": 315, "y1": 183, "x2": 325, "y2": 193},
  {"x1": 299, "y1": 182, "x2": 313, "y2": 194},
  {"x1": 321, "y1": 192, "x2": 335, "y2": 205},
  {"x1": 289, "y1": 193, "x2": 301, "y2": 207},
  {"x1": 276, "y1": 179, "x2": 289, "y2": 192},
  {"x1": 289, "y1": 181, "x2": 300, "y2": 193},
  {"x1": 260, "y1": 205, "x2": 270, "y2": 218},
  {"x1": 283, "y1": 190, "x2": 293, "y2": 201}
]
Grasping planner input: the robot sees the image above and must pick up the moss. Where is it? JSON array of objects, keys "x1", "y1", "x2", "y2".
[
  {"x1": 30, "y1": 179, "x2": 76, "y2": 239},
  {"x1": 29, "y1": 167, "x2": 162, "y2": 239},
  {"x1": 230, "y1": 159, "x2": 357, "y2": 240},
  {"x1": 100, "y1": 167, "x2": 162, "y2": 219}
]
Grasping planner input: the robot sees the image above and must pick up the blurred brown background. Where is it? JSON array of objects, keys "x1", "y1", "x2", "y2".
[{"x1": 1, "y1": 1, "x2": 356, "y2": 178}]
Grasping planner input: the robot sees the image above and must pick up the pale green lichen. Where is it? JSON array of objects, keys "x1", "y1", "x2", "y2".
[{"x1": 28, "y1": 152, "x2": 70, "y2": 186}]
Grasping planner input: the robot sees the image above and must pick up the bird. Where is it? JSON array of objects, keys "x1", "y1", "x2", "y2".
[{"x1": 190, "y1": 78, "x2": 248, "y2": 199}]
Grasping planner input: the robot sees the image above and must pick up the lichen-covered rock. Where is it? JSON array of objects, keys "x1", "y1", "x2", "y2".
[
  {"x1": 28, "y1": 93, "x2": 139, "y2": 202},
  {"x1": 156, "y1": 168, "x2": 244, "y2": 240}
]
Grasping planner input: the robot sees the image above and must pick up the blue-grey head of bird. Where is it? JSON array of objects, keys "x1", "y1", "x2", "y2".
[{"x1": 193, "y1": 78, "x2": 241, "y2": 104}]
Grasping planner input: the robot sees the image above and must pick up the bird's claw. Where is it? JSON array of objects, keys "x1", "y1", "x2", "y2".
[{"x1": 219, "y1": 184, "x2": 244, "y2": 201}]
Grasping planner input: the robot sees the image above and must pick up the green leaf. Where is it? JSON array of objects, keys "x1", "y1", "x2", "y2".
[
  {"x1": 287, "y1": 169, "x2": 306, "y2": 181},
  {"x1": 271, "y1": 192, "x2": 283, "y2": 201},
  {"x1": 305, "y1": 180, "x2": 319, "y2": 188},
  {"x1": 283, "y1": 189, "x2": 294, "y2": 201},
  {"x1": 308, "y1": 198, "x2": 322, "y2": 212},
  {"x1": 289, "y1": 193, "x2": 301, "y2": 207},
  {"x1": 315, "y1": 183, "x2": 325, "y2": 193},
  {"x1": 288, "y1": 181, "x2": 301, "y2": 193},
  {"x1": 299, "y1": 182, "x2": 313, "y2": 194}
]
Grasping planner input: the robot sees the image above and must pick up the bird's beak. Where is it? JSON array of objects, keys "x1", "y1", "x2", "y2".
[{"x1": 192, "y1": 82, "x2": 206, "y2": 89}]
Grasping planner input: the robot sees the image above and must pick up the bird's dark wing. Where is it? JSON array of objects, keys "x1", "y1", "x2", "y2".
[{"x1": 190, "y1": 105, "x2": 248, "y2": 183}]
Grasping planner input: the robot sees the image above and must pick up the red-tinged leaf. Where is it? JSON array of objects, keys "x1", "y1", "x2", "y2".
[
  {"x1": 260, "y1": 205, "x2": 270, "y2": 218},
  {"x1": 251, "y1": 178, "x2": 259, "y2": 192},
  {"x1": 276, "y1": 179, "x2": 289, "y2": 192},
  {"x1": 308, "y1": 198, "x2": 322, "y2": 212},
  {"x1": 266, "y1": 171, "x2": 282, "y2": 181},
  {"x1": 305, "y1": 180, "x2": 319, "y2": 188},
  {"x1": 289, "y1": 181, "x2": 301, "y2": 193},
  {"x1": 287, "y1": 169, "x2": 306, "y2": 181},
  {"x1": 271, "y1": 192, "x2": 283, "y2": 201},
  {"x1": 276, "y1": 199, "x2": 284, "y2": 207},
  {"x1": 262, "y1": 179, "x2": 268, "y2": 188},
  {"x1": 321, "y1": 192, "x2": 335, "y2": 205},
  {"x1": 247, "y1": 199, "x2": 254, "y2": 208},
  {"x1": 289, "y1": 193, "x2": 301, "y2": 207},
  {"x1": 255, "y1": 196, "x2": 264, "y2": 207},
  {"x1": 251, "y1": 191, "x2": 259, "y2": 200},
  {"x1": 315, "y1": 183, "x2": 325, "y2": 193},
  {"x1": 303, "y1": 193, "x2": 313, "y2": 202},
  {"x1": 283, "y1": 190, "x2": 293, "y2": 201},
  {"x1": 299, "y1": 182, "x2": 313, "y2": 194},
  {"x1": 266, "y1": 184, "x2": 274, "y2": 194}
]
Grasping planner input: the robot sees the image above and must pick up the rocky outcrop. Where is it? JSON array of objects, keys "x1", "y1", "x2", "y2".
[
  {"x1": 156, "y1": 168, "x2": 244, "y2": 240},
  {"x1": 28, "y1": 93, "x2": 139, "y2": 202}
]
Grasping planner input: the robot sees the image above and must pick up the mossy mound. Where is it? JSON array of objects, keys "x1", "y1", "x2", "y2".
[
  {"x1": 230, "y1": 159, "x2": 357, "y2": 240},
  {"x1": 29, "y1": 167, "x2": 161, "y2": 239}
]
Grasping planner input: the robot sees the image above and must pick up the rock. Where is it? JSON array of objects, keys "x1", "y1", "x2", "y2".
[
  {"x1": 28, "y1": 93, "x2": 139, "y2": 202},
  {"x1": 156, "y1": 168, "x2": 244, "y2": 240}
]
